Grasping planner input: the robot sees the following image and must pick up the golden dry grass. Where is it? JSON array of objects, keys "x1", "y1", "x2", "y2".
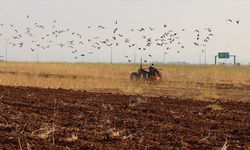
[{"x1": 0, "y1": 62, "x2": 250, "y2": 101}]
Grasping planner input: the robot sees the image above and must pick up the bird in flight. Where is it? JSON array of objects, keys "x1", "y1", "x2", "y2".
[
  {"x1": 138, "y1": 28, "x2": 145, "y2": 32},
  {"x1": 236, "y1": 20, "x2": 240, "y2": 24},
  {"x1": 113, "y1": 28, "x2": 118, "y2": 34},
  {"x1": 98, "y1": 25, "x2": 105, "y2": 29},
  {"x1": 226, "y1": 19, "x2": 233, "y2": 22}
]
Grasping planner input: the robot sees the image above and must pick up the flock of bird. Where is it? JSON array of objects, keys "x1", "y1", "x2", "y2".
[{"x1": 0, "y1": 16, "x2": 240, "y2": 63}]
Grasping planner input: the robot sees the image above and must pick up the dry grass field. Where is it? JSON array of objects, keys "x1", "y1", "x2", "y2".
[{"x1": 0, "y1": 62, "x2": 250, "y2": 102}]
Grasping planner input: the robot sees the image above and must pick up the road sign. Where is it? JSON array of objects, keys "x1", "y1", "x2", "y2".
[{"x1": 218, "y1": 52, "x2": 230, "y2": 59}]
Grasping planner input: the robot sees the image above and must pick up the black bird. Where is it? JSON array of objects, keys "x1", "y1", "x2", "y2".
[
  {"x1": 113, "y1": 28, "x2": 118, "y2": 34},
  {"x1": 106, "y1": 43, "x2": 112, "y2": 47},
  {"x1": 194, "y1": 42, "x2": 199, "y2": 46},
  {"x1": 226, "y1": 19, "x2": 233, "y2": 22},
  {"x1": 146, "y1": 43, "x2": 151, "y2": 47},
  {"x1": 144, "y1": 60, "x2": 147, "y2": 63},
  {"x1": 138, "y1": 28, "x2": 145, "y2": 32},
  {"x1": 149, "y1": 27, "x2": 154, "y2": 31},
  {"x1": 98, "y1": 25, "x2": 105, "y2": 29},
  {"x1": 148, "y1": 54, "x2": 152, "y2": 57},
  {"x1": 236, "y1": 20, "x2": 240, "y2": 24},
  {"x1": 19, "y1": 43, "x2": 23, "y2": 47},
  {"x1": 205, "y1": 28, "x2": 212, "y2": 32},
  {"x1": 115, "y1": 20, "x2": 118, "y2": 24},
  {"x1": 163, "y1": 24, "x2": 167, "y2": 28},
  {"x1": 161, "y1": 33, "x2": 167, "y2": 38}
]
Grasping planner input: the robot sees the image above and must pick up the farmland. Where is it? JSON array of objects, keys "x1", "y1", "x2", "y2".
[
  {"x1": 0, "y1": 62, "x2": 250, "y2": 149},
  {"x1": 0, "y1": 85, "x2": 249, "y2": 149},
  {"x1": 1, "y1": 62, "x2": 250, "y2": 101}
]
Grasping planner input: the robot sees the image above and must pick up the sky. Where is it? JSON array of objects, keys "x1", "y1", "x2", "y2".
[{"x1": 0, "y1": 0, "x2": 250, "y2": 64}]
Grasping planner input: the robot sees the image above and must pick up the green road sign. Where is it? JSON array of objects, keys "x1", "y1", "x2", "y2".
[{"x1": 218, "y1": 52, "x2": 230, "y2": 59}]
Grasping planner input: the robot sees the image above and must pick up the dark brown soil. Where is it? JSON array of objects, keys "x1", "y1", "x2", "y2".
[{"x1": 0, "y1": 85, "x2": 249, "y2": 150}]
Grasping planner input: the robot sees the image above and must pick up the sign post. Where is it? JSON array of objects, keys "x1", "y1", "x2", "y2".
[{"x1": 215, "y1": 52, "x2": 236, "y2": 65}]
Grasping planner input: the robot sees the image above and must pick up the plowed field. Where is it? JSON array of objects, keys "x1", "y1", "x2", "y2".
[{"x1": 0, "y1": 85, "x2": 249, "y2": 149}]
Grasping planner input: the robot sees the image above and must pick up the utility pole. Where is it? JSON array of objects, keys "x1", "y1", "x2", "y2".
[
  {"x1": 5, "y1": 40, "x2": 7, "y2": 61},
  {"x1": 3, "y1": 38, "x2": 10, "y2": 62},
  {"x1": 204, "y1": 44, "x2": 207, "y2": 65},
  {"x1": 133, "y1": 47, "x2": 136, "y2": 64},
  {"x1": 110, "y1": 45, "x2": 113, "y2": 64},
  {"x1": 36, "y1": 49, "x2": 39, "y2": 63},
  {"x1": 163, "y1": 51, "x2": 167, "y2": 64}
]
